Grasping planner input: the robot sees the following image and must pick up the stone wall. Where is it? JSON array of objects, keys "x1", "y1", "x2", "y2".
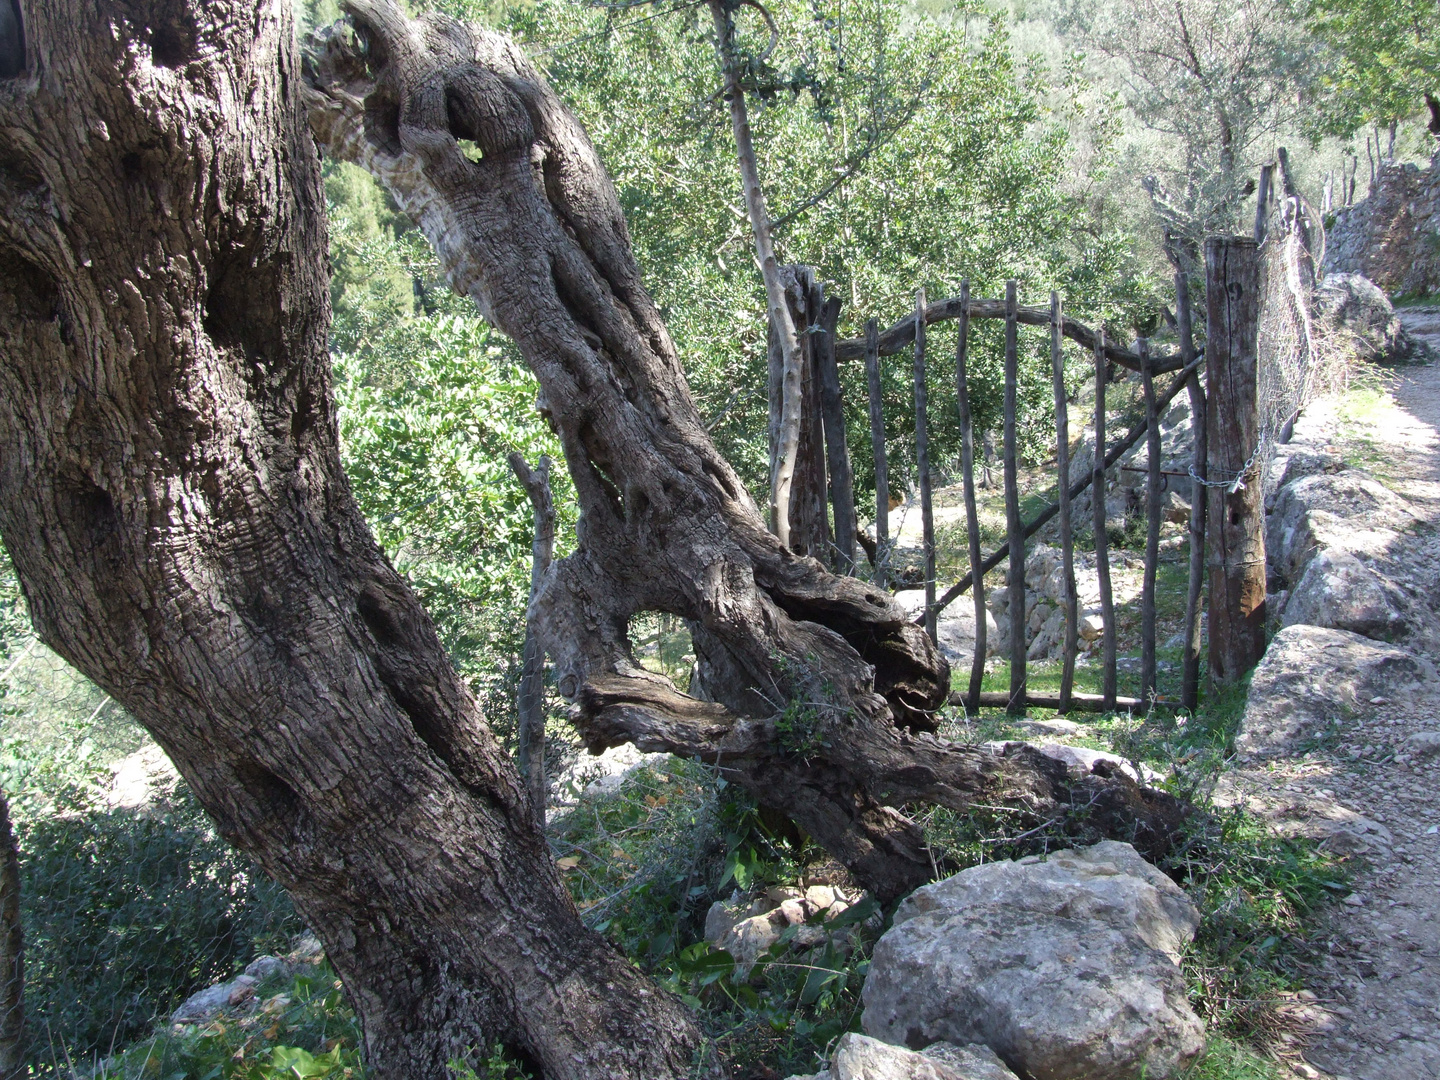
[{"x1": 1326, "y1": 157, "x2": 1440, "y2": 298}]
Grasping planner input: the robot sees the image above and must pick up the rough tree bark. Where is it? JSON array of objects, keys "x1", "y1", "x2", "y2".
[
  {"x1": 303, "y1": 0, "x2": 1190, "y2": 902},
  {"x1": 0, "y1": 3, "x2": 709, "y2": 1078}
]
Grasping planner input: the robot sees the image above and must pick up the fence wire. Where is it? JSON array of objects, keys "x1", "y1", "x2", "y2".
[{"x1": 1255, "y1": 208, "x2": 1351, "y2": 496}]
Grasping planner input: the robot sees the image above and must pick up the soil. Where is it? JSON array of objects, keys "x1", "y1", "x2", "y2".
[{"x1": 1226, "y1": 316, "x2": 1440, "y2": 1080}]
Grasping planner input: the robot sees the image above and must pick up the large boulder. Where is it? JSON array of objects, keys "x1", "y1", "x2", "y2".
[
  {"x1": 787, "y1": 1033, "x2": 1018, "y2": 1080},
  {"x1": 861, "y1": 842, "x2": 1205, "y2": 1080},
  {"x1": 1316, "y1": 272, "x2": 1431, "y2": 365},
  {"x1": 1236, "y1": 625, "x2": 1437, "y2": 759},
  {"x1": 1279, "y1": 548, "x2": 1403, "y2": 639}
]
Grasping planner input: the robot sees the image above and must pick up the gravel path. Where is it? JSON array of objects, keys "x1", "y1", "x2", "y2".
[{"x1": 1232, "y1": 328, "x2": 1440, "y2": 1080}]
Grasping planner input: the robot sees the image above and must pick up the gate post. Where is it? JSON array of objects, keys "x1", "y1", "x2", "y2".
[{"x1": 1204, "y1": 237, "x2": 1267, "y2": 685}]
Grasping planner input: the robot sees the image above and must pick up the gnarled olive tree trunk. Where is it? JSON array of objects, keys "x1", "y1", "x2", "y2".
[
  {"x1": 303, "y1": 0, "x2": 1187, "y2": 905},
  {"x1": 0, "y1": 3, "x2": 708, "y2": 1078}
]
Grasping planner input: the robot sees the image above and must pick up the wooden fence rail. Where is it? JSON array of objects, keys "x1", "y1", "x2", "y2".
[{"x1": 835, "y1": 296, "x2": 1188, "y2": 374}]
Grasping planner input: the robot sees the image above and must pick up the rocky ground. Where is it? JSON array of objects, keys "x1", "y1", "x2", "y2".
[{"x1": 1226, "y1": 324, "x2": 1440, "y2": 1080}]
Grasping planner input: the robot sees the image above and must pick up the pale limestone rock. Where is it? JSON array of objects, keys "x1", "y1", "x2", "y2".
[
  {"x1": 1237, "y1": 625, "x2": 1437, "y2": 759},
  {"x1": 861, "y1": 842, "x2": 1204, "y2": 1080},
  {"x1": 785, "y1": 1033, "x2": 1018, "y2": 1080}
]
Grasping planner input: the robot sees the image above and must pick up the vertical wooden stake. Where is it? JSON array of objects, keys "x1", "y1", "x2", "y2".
[
  {"x1": 815, "y1": 290, "x2": 855, "y2": 573},
  {"x1": 1003, "y1": 280, "x2": 1026, "y2": 715},
  {"x1": 1254, "y1": 163, "x2": 1274, "y2": 244},
  {"x1": 1205, "y1": 237, "x2": 1267, "y2": 685},
  {"x1": 864, "y1": 318, "x2": 889, "y2": 590},
  {"x1": 508, "y1": 452, "x2": 555, "y2": 831},
  {"x1": 914, "y1": 288, "x2": 937, "y2": 643},
  {"x1": 1177, "y1": 273, "x2": 1206, "y2": 712},
  {"x1": 1093, "y1": 329, "x2": 1118, "y2": 710},
  {"x1": 1050, "y1": 292, "x2": 1078, "y2": 713},
  {"x1": 1139, "y1": 338, "x2": 1161, "y2": 707},
  {"x1": 954, "y1": 281, "x2": 986, "y2": 712}
]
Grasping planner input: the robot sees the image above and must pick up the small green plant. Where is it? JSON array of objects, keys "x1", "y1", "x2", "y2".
[
  {"x1": 447, "y1": 1044, "x2": 533, "y2": 1079},
  {"x1": 774, "y1": 698, "x2": 826, "y2": 760},
  {"x1": 92, "y1": 964, "x2": 363, "y2": 1079}
]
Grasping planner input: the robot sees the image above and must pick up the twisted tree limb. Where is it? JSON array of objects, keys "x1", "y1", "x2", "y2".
[{"x1": 302, "y1": 0, "x2": 1190, "y2": 903}]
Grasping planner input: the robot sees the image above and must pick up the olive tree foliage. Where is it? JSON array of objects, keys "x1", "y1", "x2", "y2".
[
  {"x1": 411, "y1": 0, "x2": 1152, "y2": 492},
  {"x1": 1306, "y1": 0, "x2": 1440, "y2": 138},
  {"x1": 1058, "y1": 0, "x2": 1314, "y2": 264}
]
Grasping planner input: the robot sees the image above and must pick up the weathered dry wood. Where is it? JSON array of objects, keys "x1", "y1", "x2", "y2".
[
  {"x1": 954, "y1": 282, "x2": 986, "y2": 712},
  {"x1": 710, "y1": 0, "x2": 804, "y2": 548},
  {"x1": 1003, "y1": 281, "x2": 1026, "y2": 716},
  {"x1": 1139, "y1": 339, "x2": 1161, "y2": 707},
  {"x1": 814, "y1": 287, "x2": 855, "y2": 573},
  {"x1": 1254, "y1": 163, "x2": 1274, "y2": 243},
  {"x1": 914, "y1": 288, "x2": 937, "y2": 643},
  {"x1": 1050, "y1": 293, "x2": 1078, "y2": 714},
  {"x1": 508, "y1": 453, "x2": 555, "y2": 831},
  {"x1": 1178, "y1": 275, "x2": 1206, "y2": 712},
  {"x1": 791, "y1": 270, "x2": 830, "y2": 559},
  {"x1": 1205, "y1": 237, "x2": 1268, "y2": 684},
  {"x1": 1094, "y1": 330, "x2": 1119, "y2": 710},
  {"x1": 864, "y1": 318, "x2": 889, "y2": 589},
  {"x1": 948, "y1": 690, "x2": 1146, "y2": 713},
  {"x1": 930, "y1": 355, "x2": 1204, "y2": 620},
  {"x1": 836, "y1": 298, "x2": 1185, "y2": 374}
]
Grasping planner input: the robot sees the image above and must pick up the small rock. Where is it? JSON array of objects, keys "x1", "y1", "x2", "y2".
[
  {"x1": 1236, "y1": 626, "x2": 1437, "y2": 759},
  {"x1": 805, "y1": 885, "x2": 837, "y2": 912},
  {"x1": 1016, "y1": 718, "x2": 1082, "y2": 737},
  {"x1": 171, "y1": 974, "x2": 259, "y2": 1023},
  {"x1": 1280, "y1": 549, "x2": 1405, "y2": 640},
  {"x1": 243, "y1": 955, "x2": 288, "y2": 981},
  {"x1": 1406, "y1": 731, "x2": 1440, "y2": 757},
  {"x1": 705, "y1": 899, "x2": 745, "y2": 945},
  {"x1": 1079, "y1": 613, "x2": 1105, "y2": 642},
  {"x1": 779, "y1": 898, "x2": 808, "y2": 926},
  {"x1": 785, "y1": 1033, "x2": 1019, "y2": 1080}
]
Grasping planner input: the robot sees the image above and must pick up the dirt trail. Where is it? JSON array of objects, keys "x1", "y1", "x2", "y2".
[{"x1": 1237, "y1": 326, "x2": 1440, "y2": 1080}]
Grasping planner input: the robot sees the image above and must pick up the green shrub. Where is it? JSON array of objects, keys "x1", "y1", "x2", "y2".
[{"x1": 19, "y1": 784, "x2": 299, "y2": 1073}]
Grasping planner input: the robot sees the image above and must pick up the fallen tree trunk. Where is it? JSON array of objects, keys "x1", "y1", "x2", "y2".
[{"x1": 304, "y1": 0, "x2": 1191, "y2": 902}]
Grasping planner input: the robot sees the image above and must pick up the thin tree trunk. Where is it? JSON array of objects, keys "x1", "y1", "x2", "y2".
[
  {"x1": 914, "y1": 289, "x2": 936, "y2": 643},
  {"x1": 509, "y1": 454, "x2": 555, "y2": 832},
  {"x1": 1254, "y1": 163, "x2": 1273, "y2": 243},
  {"x1": 1094, "y1": 331, "x2": 1119, "y2": 710},
  {"x1": 1050, "y1": 293, "x2": 1077, "y2": 713},
  {"x1": 1140, "y1": 339, "x2": 1161, "y2": 706},
  {"x1": 0, "y1": 790, "x2": 22, "y2": 1080},
  {"x1": 954, "y1": 282, "x2": 986, "y2": 712},
  {"x1": 865, "y1": 319, "x2": 889, "y2": 589},
  {"x1": 709, "y1": 0, "x2": 804, "y2": 549},
  {"x1": 1003, "y1": 281, "x2": 1026, "y2": 715},
  {"x1": 1178, "y1": 276, "x2": 1206, "y2": 713},
  {"x1": 789, "y1": 269, "x2": 830, "y2": 559}
]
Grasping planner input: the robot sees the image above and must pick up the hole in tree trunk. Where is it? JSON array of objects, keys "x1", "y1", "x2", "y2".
[{"x1": 629, "y1": 612, "x2": 694, "y2": 693}]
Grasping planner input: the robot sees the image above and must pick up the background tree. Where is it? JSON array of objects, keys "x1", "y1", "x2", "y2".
[
  {"x1": 1307, "y1": 0, "x2": 1440, "y2": 144},
  {"x1": 1059, "y1": 0, "x2": 1313, "y2": 265}
]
